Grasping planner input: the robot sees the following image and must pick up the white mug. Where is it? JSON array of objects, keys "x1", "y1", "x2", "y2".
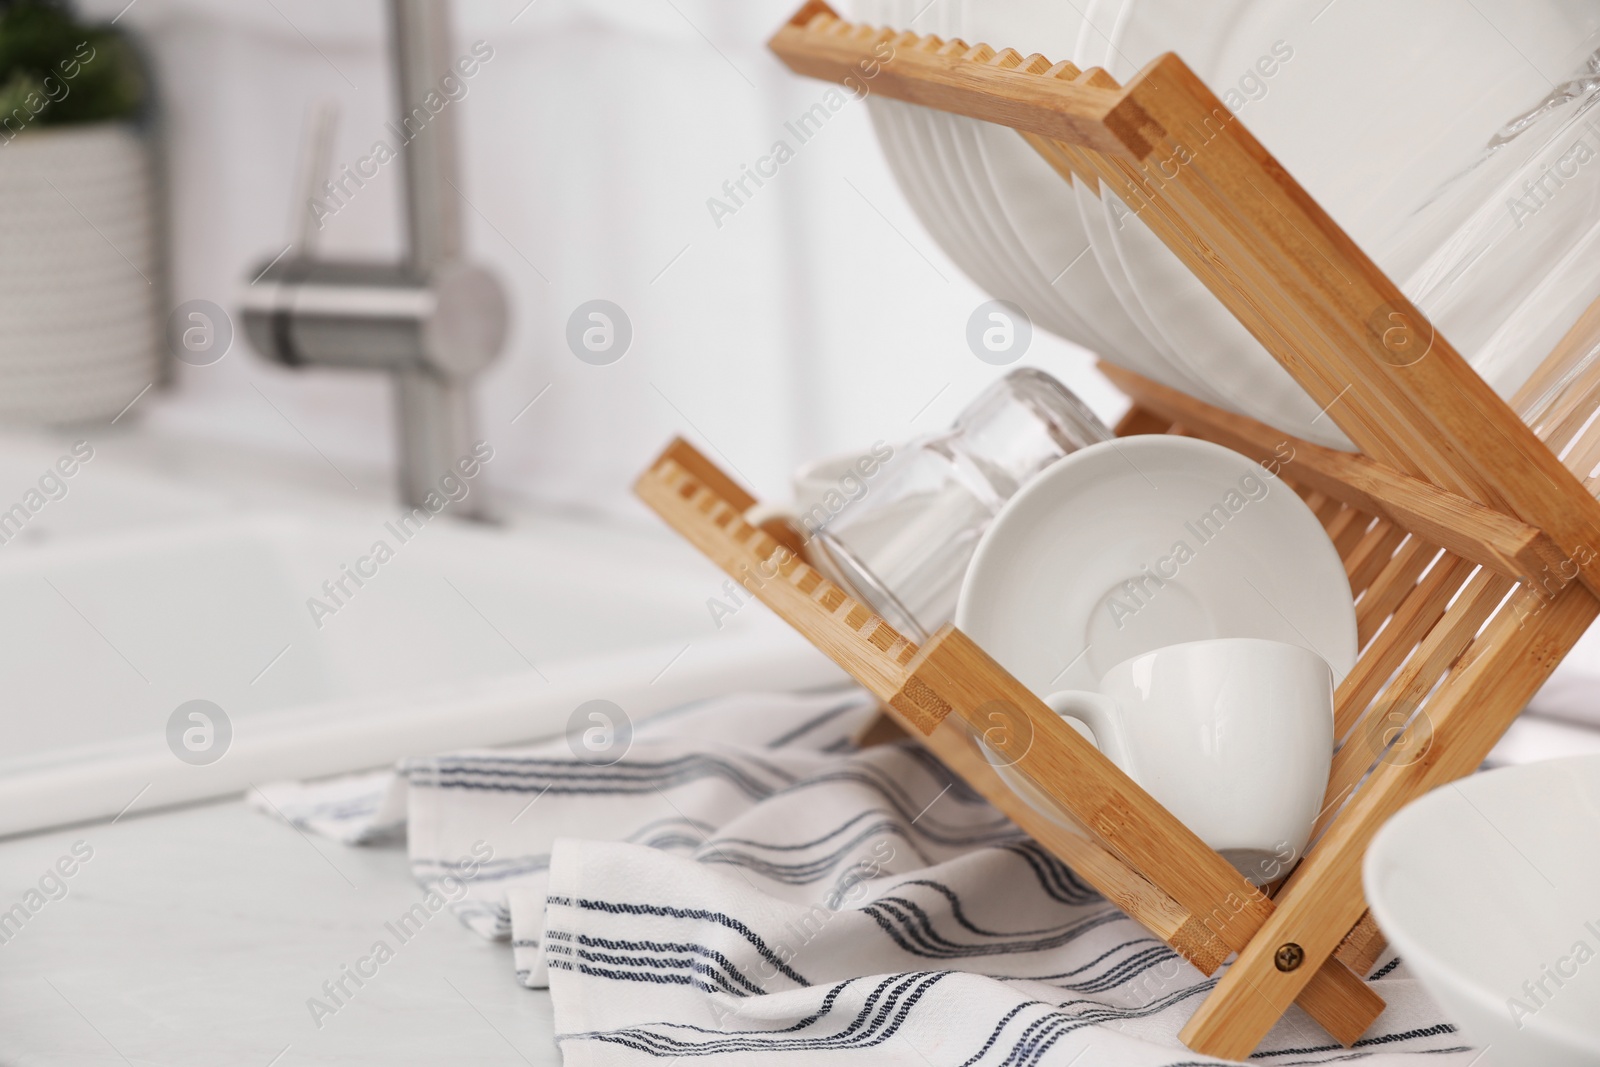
[{"x1": 1043, "y1": 638, "x2": 1334, "y2": 884}]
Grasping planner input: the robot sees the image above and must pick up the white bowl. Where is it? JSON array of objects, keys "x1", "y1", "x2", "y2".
[{"x1": 1365, "y1": 755, "x2": 1600, "y2": 1066}]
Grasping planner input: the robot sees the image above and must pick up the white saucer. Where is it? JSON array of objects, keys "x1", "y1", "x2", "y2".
[{"x1": 955, "y1": 434, "x2": 1358, "y2": 700}]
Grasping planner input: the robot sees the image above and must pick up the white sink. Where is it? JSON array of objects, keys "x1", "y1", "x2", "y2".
[{"x1": 0, "y1": 505, "x2": 839, "y2": 836}]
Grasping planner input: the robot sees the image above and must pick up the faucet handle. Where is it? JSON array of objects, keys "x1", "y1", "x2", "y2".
[{"x1": 290, "y1": 99, "x2": 340, "y2": 251}]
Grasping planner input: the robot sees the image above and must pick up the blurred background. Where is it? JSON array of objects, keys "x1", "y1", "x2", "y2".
[
  {"x1": 0, "y1": 0, "x2": 1132, "y2": 842},
  {"x1": 4, "y1": 0, "x2": 1599, "y2": 841},
  {"x1": 6, "y1": 4, "x2": 1600, "y2": 1060},
  {"x1": 21, "y1": 0, "x2": 1121, "y2": 517}
]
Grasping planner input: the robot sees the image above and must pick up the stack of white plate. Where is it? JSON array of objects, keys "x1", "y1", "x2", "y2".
[{"x1": 852, "y1": 0, "x2": 1600, "y2": 449}]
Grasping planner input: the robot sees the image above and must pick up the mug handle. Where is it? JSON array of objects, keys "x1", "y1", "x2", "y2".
[{"x1": 1043, "y1": 690, "x2": 1131, "y2": 770}]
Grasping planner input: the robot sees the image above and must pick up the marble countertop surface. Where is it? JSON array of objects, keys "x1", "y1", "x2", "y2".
[{"x1": 0, "y1": 798, "x2": 559, "y2": 1066}]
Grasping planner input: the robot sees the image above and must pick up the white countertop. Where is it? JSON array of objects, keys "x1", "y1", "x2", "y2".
[{"x1": 0, "y1": 799, "x2": 559, "y2": 1066}]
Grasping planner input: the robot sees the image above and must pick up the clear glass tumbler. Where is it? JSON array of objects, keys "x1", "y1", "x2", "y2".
[{"x1": 805, "y1": 368, "x2": 1110, "y2": 640}]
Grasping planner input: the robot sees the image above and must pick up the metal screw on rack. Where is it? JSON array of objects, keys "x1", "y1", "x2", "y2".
[{"x1": 1274, "y1": 943, "x2": 1305, "y2": 972}]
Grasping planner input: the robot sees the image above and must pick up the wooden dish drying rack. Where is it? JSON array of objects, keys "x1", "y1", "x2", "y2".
[{"x1": 634, "y1": 2, "x2": 1600, "y2": 1059}]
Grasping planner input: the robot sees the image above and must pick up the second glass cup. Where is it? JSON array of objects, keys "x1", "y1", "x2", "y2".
[{"x1": 803, "y1": 368, "x2": 1110, "y2": 641}]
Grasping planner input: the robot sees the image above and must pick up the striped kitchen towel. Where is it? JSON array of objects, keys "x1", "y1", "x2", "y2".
[{"x1": 251, "y1": 688, "x2": 1477, "y2": 1066}]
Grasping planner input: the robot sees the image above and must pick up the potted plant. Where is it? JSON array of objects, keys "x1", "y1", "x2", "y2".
[{"x1": 0, "y1": 0, "x2": 154, "y2": 425}]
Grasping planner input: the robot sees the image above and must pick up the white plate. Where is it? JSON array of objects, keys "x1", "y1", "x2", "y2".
[
  {"x1": 867, "y1": 99, "x2": 973, "y2": 280},
  {"x1": 940, "y1": 0, "x2": 1228, "y2": 404},
  {"x1": 940, "y1": 108, "x2": 1088, "y2": 340},
  {"x1": 906, "y1": 103, "x2": 1033, "y2": 305},
  {"x1": 954, "y1": 0, "x2": 1114, "y2": 354},
  {"x1": 967, "y1": 102, "x2": 1145, "y2": 361},
  {"x1": 1072, "y1": 0, "x2": 1240, "y2": 411},
  {"x1": 964, "y1": 0, "x2": 1236, "y2": 408},
  {"x1": 1081, "y1": 0, "x2": 1314, "y2": 426},
  {"x1": 857, "y1": 10, "x2": 994, "y2": 303},
  {"x1": 954, "y1": 0, "x2": 1218, "y2": 391},
  {"x1": 1099, "y1": 0, "x2": 1600, "y2": 447},
  {"x1": 919, "y1": 0, "x2": 1025, "y2": 298},
  {"x1": 863, "y1": 5, "x2": 1040, "y2": 325},
  {"x1": 1366, "y1": 756, "x2": 1600, "y2": 1066},
  {"x1": 860, "y1": 0, "x2": 1183, "y2": 360},
  {"x1": 902, "y1": 1, "x2": 1073, "y2": 333},
  {"x1": 860, "y1": 0, "x2": 1026, "y2": 320},
  {"x1": 955, "y1": 434, "x2": 1357, "y2": 699},
  {"x1": 928, "y1": 0, "x2": 1100, "y2": 347}
]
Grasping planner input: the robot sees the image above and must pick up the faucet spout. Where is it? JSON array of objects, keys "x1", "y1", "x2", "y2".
[
  {"x1": 395, "y1": 370, "x2": 477, "y2": 512},
  {"x1": 240, "y1": 0, "x2": 508, "y2": 520},
  {"x1": 389, "y1": 0, "x2": 499, "y2": 520}
]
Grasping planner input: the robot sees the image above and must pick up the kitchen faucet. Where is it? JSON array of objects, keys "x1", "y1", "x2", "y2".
[{"x1": 240, "y1": 0, "x2": 507, "y2": 520}]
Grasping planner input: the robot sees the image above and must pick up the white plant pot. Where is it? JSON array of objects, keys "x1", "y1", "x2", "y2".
[{"x1": 0, "y1": 123, "x2": 160, "y2": 425}]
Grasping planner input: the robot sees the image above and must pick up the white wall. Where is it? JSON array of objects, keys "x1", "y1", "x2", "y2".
[{"x1": 85, "y1": 0, "x2": 1127, "y2": 517}]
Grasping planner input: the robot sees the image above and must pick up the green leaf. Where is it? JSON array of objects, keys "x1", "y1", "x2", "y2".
[{"x1": 0, "y1": 1, "x2": 145, "y2": 128}]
